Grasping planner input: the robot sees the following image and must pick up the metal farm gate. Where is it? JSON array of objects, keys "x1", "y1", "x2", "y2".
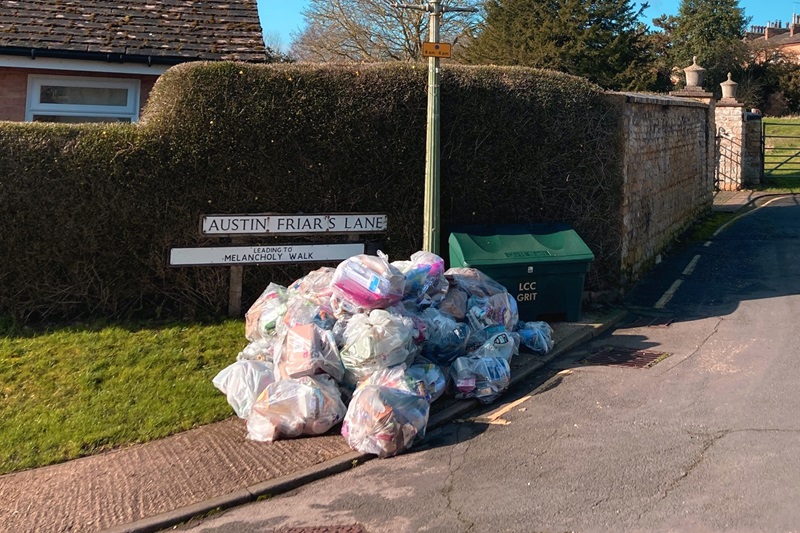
[{"x1": 762, "y1": 121, "x2": 800, "y2": 180}]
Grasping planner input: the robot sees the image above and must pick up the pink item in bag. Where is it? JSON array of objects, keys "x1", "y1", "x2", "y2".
[{"x1": 331, "y1": 254, "x2": 405, "y2": 312}]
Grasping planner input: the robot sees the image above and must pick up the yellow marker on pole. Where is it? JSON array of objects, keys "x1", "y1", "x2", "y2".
[{"x1": 422, "y1": 42, "x2": 452, "y2": 58}]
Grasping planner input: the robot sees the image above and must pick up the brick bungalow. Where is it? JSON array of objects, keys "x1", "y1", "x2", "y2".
[{"x1": 0, "y1": 0, "x2": 266, "y2": 123}]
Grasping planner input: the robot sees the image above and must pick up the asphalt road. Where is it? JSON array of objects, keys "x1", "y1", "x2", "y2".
[{"x1": 176, "y1": 195, "x2": 800, "y2": 533}]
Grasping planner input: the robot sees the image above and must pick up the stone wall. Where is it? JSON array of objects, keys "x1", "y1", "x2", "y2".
[{"x1": 611, "y1": 93, "x2": 713, "y2": 287}]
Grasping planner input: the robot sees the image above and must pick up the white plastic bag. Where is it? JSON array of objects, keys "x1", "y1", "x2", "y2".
[
  {"x1": 212, "y1": 360, "x2": 276, "y2": 418},
  {"x1": 236, "y1": 337, "x2": 278, "y2": 362},
  {"x1": 340, "y1": 309, "x2": 417, "y2": 385},
  {"x1": 246, "y1": 374, "x2": 347, "y2": 442}
]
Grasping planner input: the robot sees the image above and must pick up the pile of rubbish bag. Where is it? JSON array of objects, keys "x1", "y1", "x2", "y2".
[{"x1": 213, "y1": 251, "x2": 554, "y2": 458}]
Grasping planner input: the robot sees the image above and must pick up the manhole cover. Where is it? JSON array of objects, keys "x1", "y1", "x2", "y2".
[
  {"x1": 581, "y1": 347, "x2": 670, "y2": 368},
  {"x1": 626, "y1": 316, "x2": 675, "y2": 328}
]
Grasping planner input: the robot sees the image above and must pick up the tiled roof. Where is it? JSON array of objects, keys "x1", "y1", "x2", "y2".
[
  {"x1": 762, "y1": 33, "x2": 800, "y2": 46},
  {"x1": 0, "y1": 0, "x2": 267, "y2": 63}
]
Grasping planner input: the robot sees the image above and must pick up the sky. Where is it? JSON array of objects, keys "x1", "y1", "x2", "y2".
[{"x1": 256, "y1": 0, "x2": 799, "y2": 52}]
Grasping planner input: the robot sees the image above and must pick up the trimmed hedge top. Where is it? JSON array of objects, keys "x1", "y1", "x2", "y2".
[{"x1": 0, "y1": 62, "x2": 623, "y2": 323}]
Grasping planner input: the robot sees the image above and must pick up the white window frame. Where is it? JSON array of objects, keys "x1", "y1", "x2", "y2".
[{"x1": 26, "y1": 75, "x2": 141, "y2": 123}]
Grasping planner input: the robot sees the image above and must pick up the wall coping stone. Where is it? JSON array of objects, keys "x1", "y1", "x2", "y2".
[
  {"x1": 717, "y1": 99, "x2": 745, "y2": 108},
  {"x1": 612, "y1": 91, "x2": 709, "y2": 109}
]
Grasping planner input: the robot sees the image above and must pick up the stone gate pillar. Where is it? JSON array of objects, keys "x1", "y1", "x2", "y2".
[
  {"x1": 670, "y1": 57, "x2": 716, "y2": 195},
  {"x1": 715, "y1": 91, "x2": 745, "y2": 191}
]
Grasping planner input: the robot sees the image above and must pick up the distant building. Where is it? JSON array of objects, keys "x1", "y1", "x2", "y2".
[
  {"x1": 746, "y1": 16, "x2": 800, "y2": 62},
  {"x1": 0, "y1": 0, "x2": 267, "y2": 123}
]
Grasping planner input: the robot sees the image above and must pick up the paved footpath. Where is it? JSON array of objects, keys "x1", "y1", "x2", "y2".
[
  {"x1": 0, "y1": 313, "x2": 626, "y2": 533},
  {"x1": 0, "y1": 189, "x2": 766, "y2": 533}
]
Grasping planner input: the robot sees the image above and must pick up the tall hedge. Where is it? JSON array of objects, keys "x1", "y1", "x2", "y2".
[{"x1": 0, "y1": 62, "x2": 624, "y2": 323}]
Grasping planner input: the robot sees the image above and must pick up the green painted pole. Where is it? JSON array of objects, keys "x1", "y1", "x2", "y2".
[
  {"x1": 394, "y1": 1, "x2": 474, "y2": 254},
  {"x1": 423, "y1": 0, "x2": 441, "y2": 255}
]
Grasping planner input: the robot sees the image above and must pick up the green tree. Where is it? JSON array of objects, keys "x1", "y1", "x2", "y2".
[
  {"x1": 265, "y1": 46, "x2": 293, "y2": 63},
  {"x1": 667, "y1": 0, "x2": 749, "y2": 91},
  {"x1": 461, "y1": 0, "x2": 657, "y2": 91}
]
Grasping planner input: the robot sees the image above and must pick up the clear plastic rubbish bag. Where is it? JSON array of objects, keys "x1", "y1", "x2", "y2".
[
  {"x1": 342, "y1": 368, "x2": 430, "y2": 458},
  {"x1": 392, "y1": 251, "x2": 448, "y2": 306},
  {"x1": 340, "y1": 309, "x2": 417, "y2": 385},
  {"x1": 273, "y1": 323, "x2": 345, "y2": 382},
  {"x1": 468, "y1": 331, "x2": 519, "y2": 362},
  {"x1": 450, "y1": 355, "x2": 511, "y2": 404},
  {"x1": 516, "y1": 321, "x2": 554, "y2": 355},
  {"x1": 246, "y1": 374, "x2": 347, "y2": 442},
  {"x1": 445, "y1": 268, "x2": 519, "y2": 331},
  {"x1": 236, "y1": 336, "x2": 278, "y2": 362},
  {"x1": 244, "y1": 283, "x2": 288, "y2": 342},
  {"x1": 406, "y1": 363, "x2": 447, "y2": 403},
  {"x1": 385, "y1": 302, "x2": 429, "y2": 346},
  {"x1": 465, "y1": 294, "x2": 519, "y2": 333},
  {"x1": 288, "y1": 267, "x2": 335, "y2": 306},
  {"x1": 438, "y1": 286, "x2": 468, "y2": 320},
  {"x1": 277, "y1": 294, "x2": 337, "y2": 334},
  {"x1": 417, "y1": 307, "x2": 470, "y2": 365},
  {"x1": 212, "y1": 360, "x2": 276, "y2": 419},
  {"x1": 331, "y1": 253, "x2": 406, "y2": 314}
]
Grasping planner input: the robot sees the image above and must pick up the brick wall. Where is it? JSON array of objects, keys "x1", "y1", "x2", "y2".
[
  {"x1": 0, "y1": 67, "x2": 158, "y2": 121},
  {"x1": 0, "y1": 67, "x2": 27, "y2": 121},
  {"x1": 611, "y1": 93, "x2": 713, "y2": 287}
]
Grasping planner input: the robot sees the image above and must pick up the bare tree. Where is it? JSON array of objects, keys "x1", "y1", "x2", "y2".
[
  {"x1": 291, "y1": 0, "x2": 480, "y2": 62},
  {"x1": 263, "y1": 29, "x2": 285, "y2": 54}
]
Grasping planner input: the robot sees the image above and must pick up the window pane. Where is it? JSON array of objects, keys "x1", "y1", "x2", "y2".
[
  {"x1": 32, "y1": 115, "x2": 132, "y2": 123},
  {"x1": 39, "y1": 85, "x2": 128, "y2": 107}
]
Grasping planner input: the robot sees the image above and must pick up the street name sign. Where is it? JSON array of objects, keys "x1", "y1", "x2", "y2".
[
  {"x1": 169, "y1": 243, "x2": 365, "y2": 266},
  {"x1": 200, "y1": 213, "x2": 388, "y2": 236}
]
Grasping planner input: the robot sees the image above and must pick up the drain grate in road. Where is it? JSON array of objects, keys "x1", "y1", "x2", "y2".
[
  {"x1": 626, "y1": 316, "x2": 675, "y2": 328},
  {"x1": 275, "y1": 526, "x2": 368, "y2": 533},
  {"x1": 581, "y1": 346, "x2": 671, "y2": 368}
]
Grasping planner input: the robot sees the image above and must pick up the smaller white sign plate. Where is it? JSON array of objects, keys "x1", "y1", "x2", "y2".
[
  {"x1": 201, "y1": 214, "x2": 387, "y2": 236},
  {"x1": 169, "y1": 243, "x2": 365, "y2": 266}
]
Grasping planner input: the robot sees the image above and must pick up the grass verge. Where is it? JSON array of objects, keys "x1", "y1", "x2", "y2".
[
  {"x1": 0, "y1": 319, "x2": 243, "y2": 475},
  {"x1": 688, "y1": 211, "x2": 737, "y2": 242}
]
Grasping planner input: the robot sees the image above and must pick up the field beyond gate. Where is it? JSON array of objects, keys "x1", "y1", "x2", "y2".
[{"x1": 763, "y1": 117, "x2": 800, "y2": 185}]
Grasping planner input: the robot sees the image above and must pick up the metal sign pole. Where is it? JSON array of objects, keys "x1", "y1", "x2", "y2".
[{"x1": 395, "y1": 0, "x2": 475, "y2": 255}]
